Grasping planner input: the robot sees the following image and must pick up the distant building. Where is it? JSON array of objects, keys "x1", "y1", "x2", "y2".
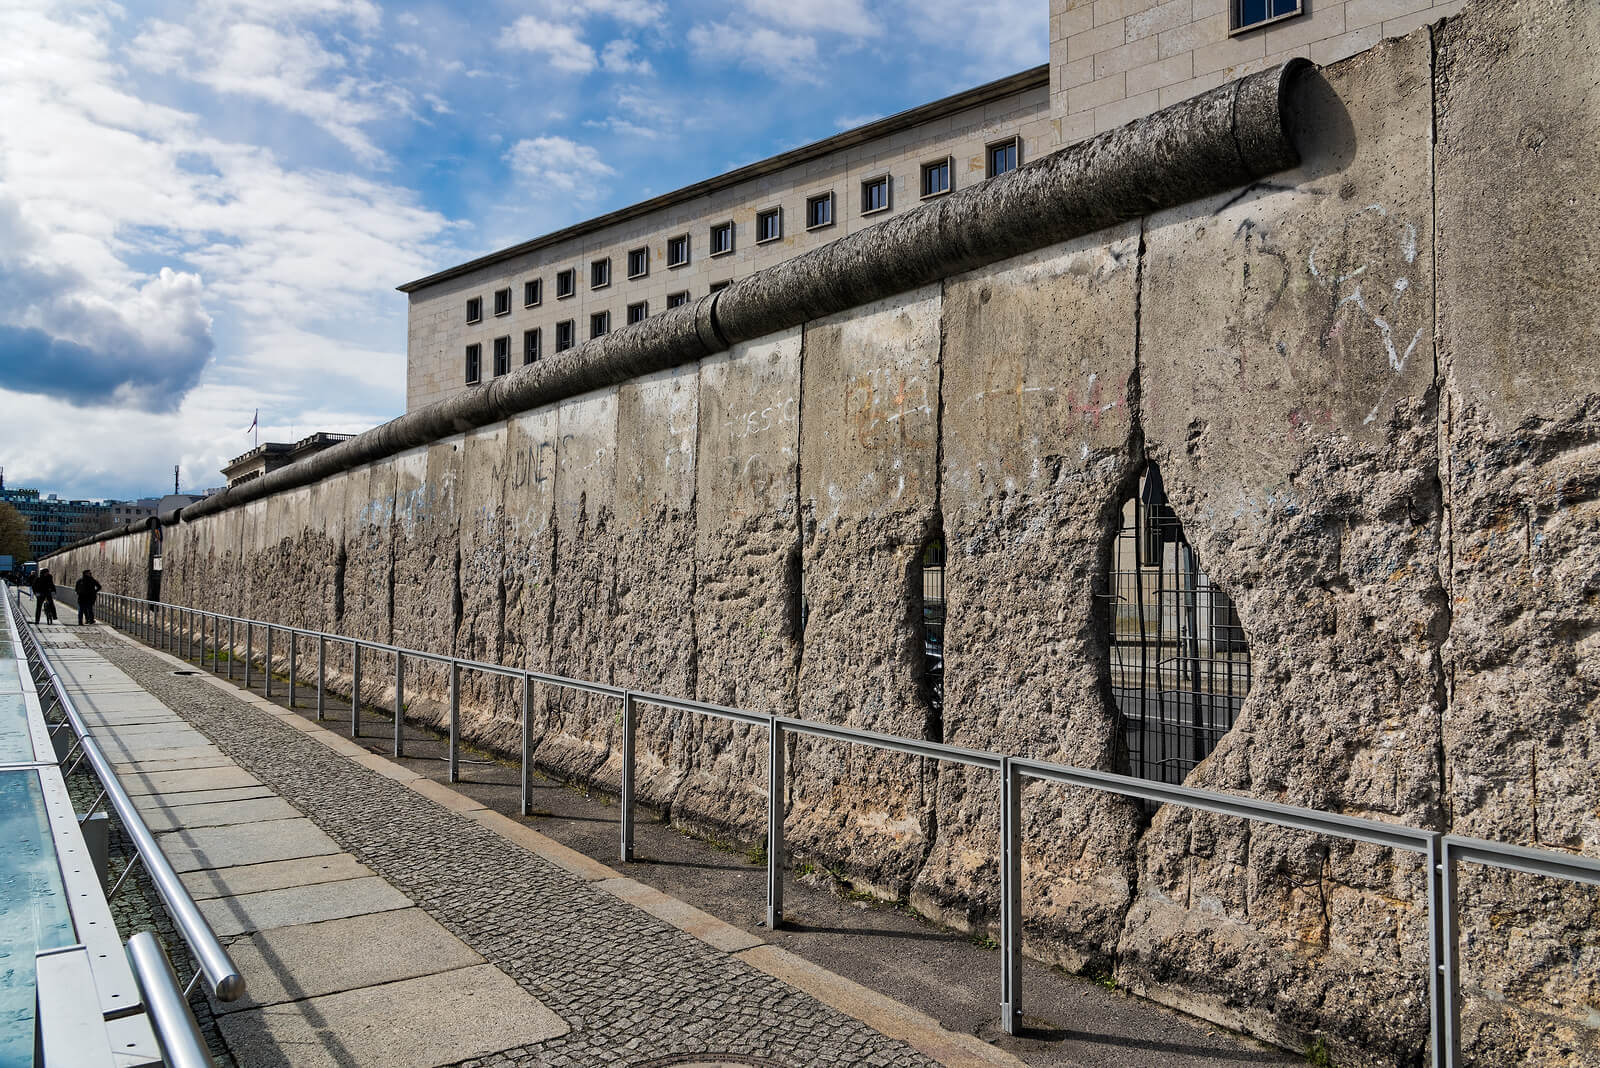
[
  {"x1": 107, "y1": 497, "x2": 162, "y2": 525},
  {"x1": 222, "y1": 432, "x2": 353, "y2": 488},
  {"x1": 0, "y1": 486, "x2": 110, "y2": 559}
]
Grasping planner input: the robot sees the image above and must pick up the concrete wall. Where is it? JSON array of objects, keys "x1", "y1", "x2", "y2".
[{"x1": 56, "y1": 5, "x2": 1600, "y2": 1063}]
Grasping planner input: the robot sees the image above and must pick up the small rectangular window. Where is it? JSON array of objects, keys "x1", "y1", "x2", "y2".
[
  {"x1": 493, "y1": 335, "x2": 510, "y2": 376},
  {"x1": 590, "y1": 311, "x2": 610, "y2": 339},
  {"x1": 805, "y1": 191, "x2": 834, "y2": 230},
  {"x1": 860, "y1": 174, "x2": 890, "y2": 216},
  {"x1": 709, "y1": 280, "x2": 731, "y2": 294},
  {"x1": 591, "y1": 258, "x2": 611, "y2": 289},
  {"x1": 494, "y1": 288, "x2": 512, "y2": 316},
  {"x1": 524, "y1": 279, "x2": 542, "y2": 307},
  {"x1": 666, "y1": 291, "x2": 690, "y2": 308},
  {"x1": 556, "y1": 269, "x2": 576, "y2": 299},
  {"x1": 756, "y1": 207, "x2": 782, "y2": 244},
  {"x1": 1230, "y1": 0, "x2": 1302, "y2": 33},
  {"x1": 523, "y1": 328, "x2": 541, "y2": 364},
  {"x1": 627, "y1": 247, "x2": 649, "y2": 278},
  {"x1": 627, "y1": 301, "x2": 648, "y2": 324},
  {"x1": 464, "y1": 343, "x2": 482, "y2": 383},
  {"x1": 921, "y1": 157, "x2": 952, "y2": 198},
  {"x1": 709, "y1": 221, "x2": 734, "y2": 257},
  {"x1": 667, "y1": 234, "x2": 690, "y2": 268},
  {"x1": 466, "y1": 297, "x2": 482, "y2": 324},
  {"x1": 555, "y1": 320, "x2": 575, "y2": 352},
  {"x1": 986, "y1": 137, "x2": 1019, "y2": 179}
]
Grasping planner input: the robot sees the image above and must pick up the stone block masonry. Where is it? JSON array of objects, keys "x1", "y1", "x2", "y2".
[{"x1": 50, "y1": 4, "x2": 1600, "y2": 1064}]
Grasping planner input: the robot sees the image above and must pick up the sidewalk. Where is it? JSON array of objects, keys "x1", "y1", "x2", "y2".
[{"x1": 50, "y1": 623, "x2": 1005, "y2": 1067}]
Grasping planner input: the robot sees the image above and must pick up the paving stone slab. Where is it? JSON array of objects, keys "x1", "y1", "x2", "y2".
[
  {"x1": 142, "y1": 796, "x2": 303, "y2": 832},
  {"x1": 77, "y1": 710, "x2": 186, "y2": 727},
  {"x1": 157, "y1": 818, "x2": 341, "y2": 873},
  {"x1": 180, "y1": 855, "x2": 376, "y2": 901},
  {"x1": 111, "y1": 754, "x2": 235, "y2": 774},
  {"x1": 210, "y1": 908, "x2": 484, "y2": 1014},
  {"x1": 102, "y1": 741, "x2": 222, "y2": 763},
  {"x1": 132, "y1": 785, "x2": 276, "y2": 811},
  {"x1": 216, "y1": 964, "x2": 568, "y2": 1067},
  {"x1": 197, "y1": 874, "x2": 411, "y2": 936},
  {"x1": 118, "y1": 766, "x2": 261, "y2": 797},
  {"x1": 88, "y1": 721, "x2": 203, "y2": 739}
]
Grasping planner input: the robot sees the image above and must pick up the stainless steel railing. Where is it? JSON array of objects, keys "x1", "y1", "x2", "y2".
[
  {"x1": 96, "y1": 589, "x2": 1600, "y2": 1067},
  {"x1": 5, "y1": 587, "x2": 246, "y2": 1008}
]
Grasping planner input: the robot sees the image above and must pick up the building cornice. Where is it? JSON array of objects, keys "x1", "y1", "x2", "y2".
[{"x1": 396, "y1": 65, "x2": 1051, "y2": 295}]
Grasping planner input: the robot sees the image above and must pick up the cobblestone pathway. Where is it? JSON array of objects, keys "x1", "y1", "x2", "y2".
[{"x1": 80, "y1": 630, "x2": 937, "y2": 1068}]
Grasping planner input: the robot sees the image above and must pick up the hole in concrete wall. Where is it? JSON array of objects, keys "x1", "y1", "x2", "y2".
[
  {"x1": 786, "y1": 545, "x2": 806, "y2": 642},
  {"x1": 452, "y1": 548, "x2": 464, "y2": 636},
  {"x1": 917, "y1": 533, "x2": 946, "y2": 743},
  {"x1": 333, "y1": 544, "x2": 346, "y2": 623},
  {"x1": 1104, "y1": 463, "x2": 1250, "y2": 786}
]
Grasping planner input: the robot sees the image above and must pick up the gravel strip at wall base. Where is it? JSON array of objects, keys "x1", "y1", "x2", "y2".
[{"x1": 80, "y1": 631, "x2": 936, "y2": 1068}]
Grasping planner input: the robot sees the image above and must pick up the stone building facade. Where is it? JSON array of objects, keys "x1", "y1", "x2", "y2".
[{"x1": 403, "y1": 0, "x2": 1466, "y2": 414}]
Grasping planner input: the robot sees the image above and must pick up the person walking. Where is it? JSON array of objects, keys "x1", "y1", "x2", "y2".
[
  {"x1": 74, "y1": 569, "x2": 101, "y2": 626},
  {"x1": 32, "y1": 567, "x2": 56, "y2": 625}
]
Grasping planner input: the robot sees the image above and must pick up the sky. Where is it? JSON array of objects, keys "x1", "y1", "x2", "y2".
[{"x1": 0, "y1": 0, "x2": 1043, "y2": 502}]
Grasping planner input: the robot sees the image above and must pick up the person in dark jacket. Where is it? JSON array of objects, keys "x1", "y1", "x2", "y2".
[
  {"x1": 33, "y1": 568, "x2": 56, "y2": 624},
  {"x1": 74, "y1": 570, "x2": 101, "y2": 625}
]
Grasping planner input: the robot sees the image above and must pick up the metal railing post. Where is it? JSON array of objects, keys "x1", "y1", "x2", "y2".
[
  {"x1": 448, "y1": 660, "x2": 460, "y2": 782},
  {"x1": 1000, "y1": 755, "x2": 1023, "y2": 1036},
  {"x1": 244, "y1": 623, "x2": 253, "y2": 688},
  {"x1": 197, "y1": 612, "x2": 206, "y2": 667},
  {"x1": 520, "y1": 674, "x2": 532, "y2": 816},
  {"x1": 316, "y1": 635, "x2": 326, "y2": 720},
  {"x1": 264, "y1": 625, "x2": 273, "y2": 699},
  {"x1": 227, "y1": 618, "x2": 236, "y2": 679},
  {"x1": 212, "y1": 615, "x2": 219, "y2": 672},
  {"x1": 1427, "y1": 835, "x2": 1461, "y2": 1068},
  {"x1": 620, "y1": 690, "x2": 636, "y2": 862},
  {"x1": 767, "y1": 718, "x2": 784, "y2": 930},
  {"x1": 351, "y1": 641, "x2": 362, "y2": 737},
  {"x1": 288, "y1": 632, "x2": 297, "y2": 708},
  {"x1": 393, "y1": 651, "x2": 404, "y2": 757}
]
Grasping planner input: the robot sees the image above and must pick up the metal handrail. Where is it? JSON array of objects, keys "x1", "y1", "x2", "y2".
[
  {"x1": 127, "y1": 932, "x2": 214, "y2": 1068},
  {"x1": 93, "y1": 589, "x2": 1600, "y2": 1067},
  {"x1": 5, "y1": 588, "x2": 246, "y2": 1003}
]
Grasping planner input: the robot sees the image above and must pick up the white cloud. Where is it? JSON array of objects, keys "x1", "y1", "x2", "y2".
[
  {"x1": 500, "y1": 15, "x2": 598, "y2": 74},
  {"x1": 601, "y1": 39, "x2": 652, "y2": 75},
  {"x1": 126, "y1": 4, "x2": 406, "y2": 164},
  {"x1": 505, "y1": 137, "x2": 615, "y2": 197},
  {"x1": 576, "y1": 0, "x2": 667, "y2": 27},
  {"x1": 744, "y1": 0, "x2": 880, "y2": 38},
  {"x1": 688, "y1": 21, "x2": 821, "y2": 84}
]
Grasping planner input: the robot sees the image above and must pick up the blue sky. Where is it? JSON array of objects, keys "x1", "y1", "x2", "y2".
[{"x1": 0, "y1": 0, "x2": 1042, "y2": 501}]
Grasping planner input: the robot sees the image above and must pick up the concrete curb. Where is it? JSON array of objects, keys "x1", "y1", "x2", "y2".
[
  {"x1": 100, "y1": 625, "x2": 1014, "y2": 1066},
  {"x1": 735, "y1": 945, "x2": 1024, "y2": 1068}
]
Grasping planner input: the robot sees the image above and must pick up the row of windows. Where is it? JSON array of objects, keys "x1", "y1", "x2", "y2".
[
  {"x1": 460, "y1": 137, "x2": 1023, "y2": 327},
  {"x1": 462, "y1": 288, "x2": 727, "y2": 383}
]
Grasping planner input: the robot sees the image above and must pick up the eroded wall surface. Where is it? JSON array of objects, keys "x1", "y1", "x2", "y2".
[{"x1": 54, "y1": 5, "x2": 1599, "y2": 1063}]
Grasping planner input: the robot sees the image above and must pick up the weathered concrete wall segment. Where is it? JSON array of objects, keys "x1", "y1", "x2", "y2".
[{"x1": 50, "y1": 5, "x2": 1600, "y2": 1064}]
